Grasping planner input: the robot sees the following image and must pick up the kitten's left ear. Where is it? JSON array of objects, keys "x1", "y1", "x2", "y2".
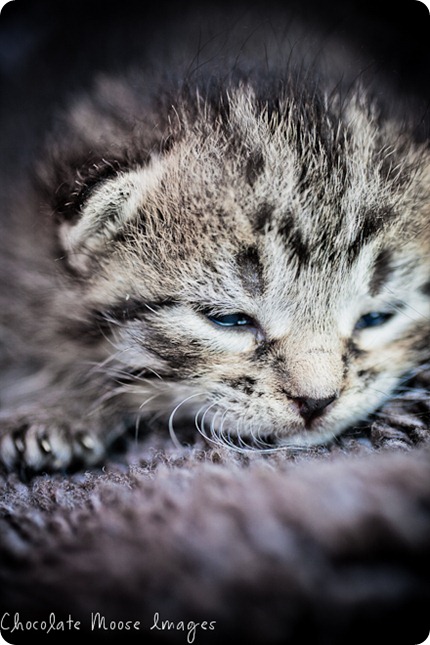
[{"x1": 59, "y1": 162, "x2": 163, "y2": 274}]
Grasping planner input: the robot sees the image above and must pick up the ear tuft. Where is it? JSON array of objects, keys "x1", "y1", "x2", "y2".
[{"x1": 59, "y1": 161, "x2": 163, "y2": 273}]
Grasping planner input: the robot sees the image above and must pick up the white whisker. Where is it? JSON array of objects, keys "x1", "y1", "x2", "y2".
[
  {"x1": 168, "y1": 392, "x2": 207, "y2": 449},
  {"x1": 198, "y1": 399, "x2": 222, "y2": 445},
  {"x1": 139, "y1": 393, "x2": 160, "y2": 410}
]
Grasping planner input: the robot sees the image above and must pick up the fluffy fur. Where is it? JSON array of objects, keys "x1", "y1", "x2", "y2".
[
  {"x1": 0, "y1": 1, "x2": 429, "y2": 642},
  {"x1": 0, "y1": 4, "x2": 429, "y2": 471}
]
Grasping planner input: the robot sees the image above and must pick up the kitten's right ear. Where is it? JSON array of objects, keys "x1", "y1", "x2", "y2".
[{"x1": 58, "y1": 161, "x2": 163, "y2": 274}]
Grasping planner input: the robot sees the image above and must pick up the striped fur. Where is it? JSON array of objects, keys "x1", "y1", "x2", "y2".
[{"x1": 0, "y1": 8, "x2": 429, "y2": 471}]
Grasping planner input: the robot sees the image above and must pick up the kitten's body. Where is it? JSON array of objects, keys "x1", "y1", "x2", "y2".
[{"x1": 0, "y1": 3, "x2": 429, "y2": 472}]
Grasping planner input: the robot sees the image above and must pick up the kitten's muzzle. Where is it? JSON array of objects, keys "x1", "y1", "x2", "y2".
[{"x1": 291, "y1": 394, "x2": 338, "y2": 424}]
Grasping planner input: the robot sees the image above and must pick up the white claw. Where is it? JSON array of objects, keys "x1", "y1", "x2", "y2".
[
  {"x1": 40, "y1": 437, "x2": 52, "y2": 454},
  {"x1": 79, "y1": 433, "x2": 96, "y2": 451},
  {"x1": 13, "y1": 436, "x2": 25, "y2": 454}
]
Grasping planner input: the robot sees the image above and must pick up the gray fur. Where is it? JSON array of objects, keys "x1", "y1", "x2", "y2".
[
  {"x1": 1, "y1": 7, "x2": 429, "y2": 470},
  {"x1": 0, "y1": 2, "x2": 430, "y2": 642}
]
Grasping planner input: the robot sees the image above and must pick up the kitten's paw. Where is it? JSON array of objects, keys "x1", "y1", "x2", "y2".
[{"x1": 0, "y1": 415, "x2": 106, "y2": 473}]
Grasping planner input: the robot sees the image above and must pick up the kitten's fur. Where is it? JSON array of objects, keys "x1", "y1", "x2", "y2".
[{"x1": 0, "y1": 3, "x2": 429, "y2": 472}]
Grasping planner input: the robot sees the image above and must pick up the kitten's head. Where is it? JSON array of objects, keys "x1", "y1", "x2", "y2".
[{"x1": 48, "y1": 83, "x2": 430, "y2": 450}]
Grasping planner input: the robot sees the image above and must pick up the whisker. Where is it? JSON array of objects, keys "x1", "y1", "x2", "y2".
[
  {"x1": 198, "y1": 399, "x2": 223, "y2": 445},
  {"x1": 168, "y1": 392, "x2": 207, "y2": 449},
  {"x1": 219, "y1": 407, "x2": 231, "y2": 446},
  {"x1": 139, "y1": 393, "x2": 160, "y2": 411}
]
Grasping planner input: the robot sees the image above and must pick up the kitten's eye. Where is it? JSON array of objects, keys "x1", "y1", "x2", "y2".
[
  {"x1": 355, "y1": 311, "x2": 394, "y2": 330},
  {"x1": 206, "y1": 312, "x2": 255, "y2": 328}
]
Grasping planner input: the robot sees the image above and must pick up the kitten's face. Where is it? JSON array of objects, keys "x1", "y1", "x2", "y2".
[{"x1": 57, "y1": 89, "x2": 430, "y2": 449}]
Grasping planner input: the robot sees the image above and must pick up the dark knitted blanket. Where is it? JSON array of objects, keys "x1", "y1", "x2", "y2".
[{"x1": 1, "y1": 368, "x2": 429, "y2": 645}]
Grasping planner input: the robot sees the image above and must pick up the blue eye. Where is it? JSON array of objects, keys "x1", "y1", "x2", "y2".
[
  {"x1": 355, "y1": 311, "x2": 394, "y2": 330},
  {"x1": 207, "y1": 313, "x2": 255, "y2": 328}
]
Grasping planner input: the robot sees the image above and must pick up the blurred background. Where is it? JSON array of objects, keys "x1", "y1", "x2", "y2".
[{"x1": 0, "y1": 0, "x2": 429, "y2": 177}]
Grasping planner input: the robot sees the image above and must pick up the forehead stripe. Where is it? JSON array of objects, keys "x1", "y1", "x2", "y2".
[
  {"x1": 278, "y1": 214, "x2": 310, "y2": 264},
  {"x1": 369, "y1": 249, "x2": 393, "y2": 296},
  {"x1": 235, "y1": 245, "x2": 265, "y2": 295}
]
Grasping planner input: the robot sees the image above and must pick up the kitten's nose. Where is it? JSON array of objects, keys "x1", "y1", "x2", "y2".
[{"x1": 294, "y1": 395, "x2": 337, "y2": 423}]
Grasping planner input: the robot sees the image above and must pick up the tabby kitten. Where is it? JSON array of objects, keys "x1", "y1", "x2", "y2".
[{"x1": 0, "y1": 7, "x2": 429, "y2": 471}]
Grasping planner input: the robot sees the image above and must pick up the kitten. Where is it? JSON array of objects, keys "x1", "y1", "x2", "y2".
[{"x1": 0, "y1": 5, "x2": 429, "y2": 472}]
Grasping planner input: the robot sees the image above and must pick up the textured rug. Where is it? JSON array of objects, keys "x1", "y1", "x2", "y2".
[{"x1": 0, "y1": 367, "x2": 429, "y2": 645}]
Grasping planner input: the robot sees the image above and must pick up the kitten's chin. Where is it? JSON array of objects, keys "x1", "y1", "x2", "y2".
[
  {"x1": 193, "y1": 412, "x2": 345, "y2": 452},
  {"x1": 273, "y1": 410, "x2": 366, "y2": 449},
  {"x1": 274, "y1": 426, "x2": 342, "y2": 449}
]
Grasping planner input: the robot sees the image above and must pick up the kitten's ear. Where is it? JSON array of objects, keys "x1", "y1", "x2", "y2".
[{"x1": 59, "y1": 162, "x2": 163, "y2": 274}]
